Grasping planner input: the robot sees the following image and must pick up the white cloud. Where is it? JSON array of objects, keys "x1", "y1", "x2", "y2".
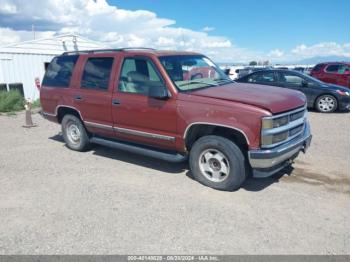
[
  {"x1": 0, "y1": 27, "x2": 20, "y2": 45},
  {"x1": 0, "y1": 27, "x2": 55, "y2": 46},
  {"x1": 0, "y1": 2, "x2": 17, "y2": 14},
  {"x1": 0, "y1": 0, "x2": 349, "y2": 63},
  {"x1": 291, "y1": 42, "x2": 350, "y2": 59},
  {"x1": 202, "y1": 26, "x2": 215, "y2": 32},
  {"x1": 268, "y1": 49, "x2": 284, "y2": 58}
]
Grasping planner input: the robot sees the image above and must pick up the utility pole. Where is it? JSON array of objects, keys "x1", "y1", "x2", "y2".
[{"x1": 32, "y1": 24, "x2": 35, "y2": 40}]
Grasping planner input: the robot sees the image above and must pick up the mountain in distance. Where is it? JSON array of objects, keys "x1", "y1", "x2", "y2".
[{"x1": 296, "y1": 55, "x2": 350, "y2": 65}]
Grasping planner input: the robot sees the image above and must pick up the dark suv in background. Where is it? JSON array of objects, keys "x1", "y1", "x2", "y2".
[
  {"x1": 311, "y1": 62, "x2": 350, "y2": 89},
  {"x1": 237, "y1": 69, "x2": 350, "y2": 113}
]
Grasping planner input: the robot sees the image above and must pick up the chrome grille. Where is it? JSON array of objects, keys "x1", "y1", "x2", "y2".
[{"x1": 261, "y1": 106, "x2": 307, "y2": 148}]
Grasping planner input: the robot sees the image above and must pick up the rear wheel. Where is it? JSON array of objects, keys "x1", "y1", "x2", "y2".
[
  {"x1": 315, "y1": 95, "x2": 337, "y2": 113},
  {"x1": 189, "y1": 135, "x2": 246, "y2": 191},
  {"x1": 61, "y1": 114, "x2": 90, "y2": 151}
]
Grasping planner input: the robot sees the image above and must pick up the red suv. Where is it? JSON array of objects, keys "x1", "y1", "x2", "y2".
[
  {"x1": 40, "y1": 48, "x2": 311, "y2": 191},
  {"x1": 311, "y1": 62, "x2": 350, "y2": 89}
]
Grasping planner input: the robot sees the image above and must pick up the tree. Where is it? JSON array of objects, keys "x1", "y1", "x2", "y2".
[{"x1": 249, "y1": 61, "x2": 257, "y2": 66}]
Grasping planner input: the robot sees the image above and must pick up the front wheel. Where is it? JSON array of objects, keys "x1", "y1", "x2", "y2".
[
  {"x1": 61, "y1": 114, "x2": 90, "y2": 151},
  {"x1": 315, "y1": 95, "x2": 338, "y2": 113},
  {"x1": 189, "y1": 135, "x2": 246, "y2": 191}
]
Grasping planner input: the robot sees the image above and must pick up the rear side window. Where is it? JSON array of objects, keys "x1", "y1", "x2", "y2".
[
  {"x1": 81, "y1": 57, "x2": 114, "y2": 90},
  {"x1": 42, "y1": 55, "x2": 78, "y2": 87},
  {"x1": 325, "y1": 64, "x2": 340, "y2": 73}
]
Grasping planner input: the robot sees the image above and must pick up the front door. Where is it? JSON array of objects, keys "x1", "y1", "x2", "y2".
[
  {"x1": 337, "y1": 64, "x2": 350, "y2": 88},
  {"x1": 111, "y1": 56, "x2": 178, "y2": 150},
  {"x1": 278, "y1": 72, "x2": 318, "y2": 107}
]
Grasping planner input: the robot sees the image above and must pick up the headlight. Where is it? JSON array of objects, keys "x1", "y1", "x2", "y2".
[
  {"x1": 336, "y1": 90, "x2": 350, "y2": 96},
  {"x1": 261, "y1": 131, "x2": 289, "y2": 146},
  {"x1": 262, "y1": 116, "x2": 289, "y2": 129}
]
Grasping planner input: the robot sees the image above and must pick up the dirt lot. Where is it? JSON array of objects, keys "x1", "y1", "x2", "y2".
[{"x1": 0, "y1": 111, "x2": 349, "y2": 254}]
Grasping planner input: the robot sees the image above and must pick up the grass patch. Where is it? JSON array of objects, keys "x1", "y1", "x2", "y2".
[
  {"x1": 0, "y1": 90, "x2": 24, "y2": 113},
  {"x1": 32, "y1": 98, "x2": 41, "y2": 108}
]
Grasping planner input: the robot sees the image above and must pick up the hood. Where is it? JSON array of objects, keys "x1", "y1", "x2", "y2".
[
  {"x1": 190, "y1": 83, "x2": 306, "y2": 114},
  {"x1": 321, "y1": 83, "x2": 350, "y2": 92}
]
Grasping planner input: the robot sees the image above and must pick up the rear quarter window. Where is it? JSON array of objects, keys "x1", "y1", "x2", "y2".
[
  {"x1": 312, "y1": 64, "x2": 324, "y2": 72},
  {"x1": 42, "y1": 55, "x2": 79, "y2": 87}
]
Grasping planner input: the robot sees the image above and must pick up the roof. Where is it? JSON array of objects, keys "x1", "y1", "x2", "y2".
[
  {"x1": 0, "y1": 34, "x2": 108, "y2": 55},
  {"x1": 62, "y1": 48, "x2": 202, "y2": 57},
  {"x1": 314, "y1": 61, "x2": 350, "y2": 65}
]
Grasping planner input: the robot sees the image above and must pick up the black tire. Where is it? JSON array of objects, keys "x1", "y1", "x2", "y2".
[
  {"x1": 315, "y1": 95, "x2": 338, "y2": 113},
  {"x1": 61, "y1": 114, "x2": 90, "y2": 151},
  {"x1": 189, "y1": 135, "x2": 246, "y2": 191}
]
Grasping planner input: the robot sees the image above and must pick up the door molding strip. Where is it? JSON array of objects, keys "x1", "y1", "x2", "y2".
[{"x1": 84, "y1": 121, "x2": 175, "y2": 141}]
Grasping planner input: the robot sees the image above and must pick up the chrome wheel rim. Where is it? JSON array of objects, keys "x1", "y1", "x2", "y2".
[
  {"x1": 318, "y1": 96, "x2": 335, "y2": 112},
  {"x1": 67, "y1": 122, "x2": 81, "y2": 144},
  {"x1": 199, "y1": 149, "x2": 230, "y2": 183}
]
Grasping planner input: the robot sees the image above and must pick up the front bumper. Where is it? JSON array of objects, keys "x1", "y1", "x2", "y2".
[
  {"x1": 338, "y1": 96, "x2": 350, "y2": 111},
  {"x1": 248, "y1": 121, "x2": 312, "y2": 178}
]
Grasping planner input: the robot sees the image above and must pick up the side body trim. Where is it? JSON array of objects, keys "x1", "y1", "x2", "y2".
[
  {"x1": 83, "y1": 121, "x2": 175, "y2": 141},
  {"x1": 84, "y1": 121, "x2": 114, "y2": 131},
  {"x1": 43, "y1": 105, "x2": 175, "y2": 141},
  {"x1": 113, "y1": 126, "x2": 175, "y2": 141}
]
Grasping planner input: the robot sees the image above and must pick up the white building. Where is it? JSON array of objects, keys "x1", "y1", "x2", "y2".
[{"x1": 0, "y1": 34, "x2": 107, "y2": 100}]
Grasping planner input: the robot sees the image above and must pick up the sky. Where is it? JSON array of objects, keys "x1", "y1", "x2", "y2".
[{"x1": 0, "y1": 0, "x2": 349, "y2": 63}]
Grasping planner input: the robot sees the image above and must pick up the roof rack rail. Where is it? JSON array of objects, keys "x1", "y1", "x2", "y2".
[{"x1": 62, "y1": 47, "x2": 156, "y2": 55}]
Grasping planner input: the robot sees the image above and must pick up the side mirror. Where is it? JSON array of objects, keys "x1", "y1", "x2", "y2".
[
  {"x1": 302, "y1": 80, "x2": 309, "y2": 87},
  {"x1": 224, "y1": 69, "x2": 230, "y2": 76},
  {"x1": 149, "y1": 85, "x2": 169, "y2": 100}
]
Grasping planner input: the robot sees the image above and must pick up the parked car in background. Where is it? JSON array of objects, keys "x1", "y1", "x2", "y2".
[
  {"x1": 222, "y1": 66, "x2": 244, "y2": 80},
  {"x1": 304, "y1": 67, "x2": 314, "y2": 75},
  {"x1": 235, "y1": 67, "x2": 267, "y2": 79},
  {"x1": 293, "y1": 67, "x2": 305, "y2": 73},
  {"x1": 311, "y1": 62, "x2": 350, "y2": 89},
  {"x1": 40, "y1": 48, "x2": 311, "y2": 191},
  {"x1": 237, "y1": 69, "x2": 350, "y2": 113}
]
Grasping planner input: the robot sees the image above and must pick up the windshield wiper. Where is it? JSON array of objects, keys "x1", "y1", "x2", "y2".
[
  {"x1": 214, "y1": 79, "x2": 234, "y2": 84},
  {"x1": 178, "y1": 81, "x2": 218, "y2": 87}
]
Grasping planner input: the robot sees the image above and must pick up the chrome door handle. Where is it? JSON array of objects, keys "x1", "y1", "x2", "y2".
[
  {"x1": 74, "y1": 95, "x2": 83, "y2": 101},
  {"x1": 112, "y1": 99, "x2": 121, "y2": 106}
]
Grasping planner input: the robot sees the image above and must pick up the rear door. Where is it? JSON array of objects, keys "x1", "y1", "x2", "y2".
[
  {"x1": 323, "y1": 64, "x2": 340, "y2": 85},
  {"x1": 72, "y1": 54, "x2": 118, "y2": 137},
  {"x1": 111, "y1": 55, "x2": 178, "y2": 150}
]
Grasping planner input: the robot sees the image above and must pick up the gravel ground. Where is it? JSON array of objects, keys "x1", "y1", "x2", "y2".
[{"x1": 0, "y1": 111, "x2": 349, "y2": 254}]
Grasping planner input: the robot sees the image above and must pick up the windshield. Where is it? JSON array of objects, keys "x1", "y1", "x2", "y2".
[{"x1": 159, "y1": 55, "x2": 232, "y2": 92}]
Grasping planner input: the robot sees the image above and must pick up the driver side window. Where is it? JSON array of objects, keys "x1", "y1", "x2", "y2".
[
  {"x1": 118, "y1": 58, "x2": 164, "y2": 95},
  {"x1": 280, "y1": 73, "x2": 306, "y2": 88},
  {"x1": 338, "y1": 65, "x2": 350, "y2": 74}
]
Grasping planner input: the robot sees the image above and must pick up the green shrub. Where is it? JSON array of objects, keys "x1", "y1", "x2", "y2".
[
  {"x1": 32, "y1": 98, "x2": 41, "y2": 108},
  {"x1": 0, "y1": 90, "x2": 24, "y2": 112}
]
